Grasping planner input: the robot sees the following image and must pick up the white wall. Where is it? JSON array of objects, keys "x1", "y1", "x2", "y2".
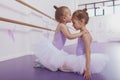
[
  {"x1": 0, "y1": 23, "x2": 30, "y2": 61},
  {"x1": 0, "y1": 0, "x2": 31, "y2": 61},
  {"x1": 87, "y1": 14, "x2": 120, "y2": 42}
]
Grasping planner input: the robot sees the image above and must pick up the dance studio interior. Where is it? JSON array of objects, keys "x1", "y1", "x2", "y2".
[{"x1": 0, "y1": 0, "x2": 120, "y2": 80}]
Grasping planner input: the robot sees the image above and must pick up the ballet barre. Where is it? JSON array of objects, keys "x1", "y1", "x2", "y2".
[
  {"x1": 16, "y1": 0, "x2": 75, "y2": 31},
  {"x1": 16, "y1": 0, "x2": 55, "y2": 20},
  {"x1": 0, "y1": 17, "x2": 55, "y2": 32}
]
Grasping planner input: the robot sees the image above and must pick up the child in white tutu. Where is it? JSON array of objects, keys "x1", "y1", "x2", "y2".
[{"x1": 71, "y1": 8, "x2": 106, "y2": 79}]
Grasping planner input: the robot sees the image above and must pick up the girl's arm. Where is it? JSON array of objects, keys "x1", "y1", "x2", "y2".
[
  {"x1": 60, "y1": 24, "x2": 85, "y2": 39},
  {"x1": 82, "y1": 33, "x2": 91, "y2": 79}
]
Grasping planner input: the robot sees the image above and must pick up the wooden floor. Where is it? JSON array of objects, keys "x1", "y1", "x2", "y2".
[{"x1": 0, "y1": 41, "x2": 120, "y2": 80}]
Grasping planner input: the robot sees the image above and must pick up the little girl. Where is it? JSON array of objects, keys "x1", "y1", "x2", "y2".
[{"x1": 72, "y1": 8, "x2": 108, "y2": 79}]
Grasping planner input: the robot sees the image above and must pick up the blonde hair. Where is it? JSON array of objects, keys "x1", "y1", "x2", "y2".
[
  {"x1": 53, "y1": 5, "x2": 69, "y2": 23},
  {"x1": 72, "y1": 8, "x2": 89, "y2": 24}
]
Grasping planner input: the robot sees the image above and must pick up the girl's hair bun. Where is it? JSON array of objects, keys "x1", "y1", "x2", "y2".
[
  {"x1": 83, "y1": 8, "x2": 87, "y2": 12},
  {"x1": 53, "y1": 5, "x2": 58, "y2": 10}
]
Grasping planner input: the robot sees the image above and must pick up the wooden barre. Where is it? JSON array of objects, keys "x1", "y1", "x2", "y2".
[
  {"x1": 0, "y1": 17, "x2": 55, "y2": 32},
  {"x1": 16, "y1": 0, "x2": 75, "y2": 31},
  {"x1": 16, "y1": 0, "x2": 55, "y2": 20}
]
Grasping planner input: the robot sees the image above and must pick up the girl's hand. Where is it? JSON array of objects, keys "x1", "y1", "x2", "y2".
[
  {"x1": 80, "y1": 30, "x2": 88, "y2": 37},
  {"x1": 83, "y1": 70, "x2": 91, "y2": 80}
]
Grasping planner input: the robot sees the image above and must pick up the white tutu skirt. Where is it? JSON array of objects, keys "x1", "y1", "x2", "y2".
[{"x1": 33, "y1": 36, "x2": 109, "y2": 74}]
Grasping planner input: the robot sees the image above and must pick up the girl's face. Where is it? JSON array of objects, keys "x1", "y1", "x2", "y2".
[
  {"x1": 63, "y1": 8, "x2": 71, "y2": 23},
  {"x1": 72, "y1": 18, "x2": 82, "y2": 30}
]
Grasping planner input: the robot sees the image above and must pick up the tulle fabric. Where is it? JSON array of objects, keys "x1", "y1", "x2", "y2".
[{"x1": 33, "y1": 36, "x2": 109, "y2": 74}]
